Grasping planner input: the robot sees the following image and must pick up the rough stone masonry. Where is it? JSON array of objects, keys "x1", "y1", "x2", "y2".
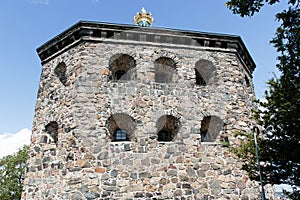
[{"x1": 22, "y1": 21, "x2": 276, "y2": 199}]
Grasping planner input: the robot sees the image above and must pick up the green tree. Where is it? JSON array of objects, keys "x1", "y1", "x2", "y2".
[
  {"x1": 0, "y1": 145, "x2": 29, "y2": 200},
  {"x1": 226, "y1": 0, "x2": 300, "y2": 198}
]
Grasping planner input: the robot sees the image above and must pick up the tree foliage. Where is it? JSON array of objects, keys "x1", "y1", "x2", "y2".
[
  {"x1": 0, "y1": 145, "x2": 29, "y2": 200},
  {"x1": 231, "y1": 130, "x2": 264, "y2": 181},
  {"x1": 226, "y1": 0, "x2": 281, "y2": 17},
  {"x1": 226, "y1": 0, "x2": 300, "y2": 198}
]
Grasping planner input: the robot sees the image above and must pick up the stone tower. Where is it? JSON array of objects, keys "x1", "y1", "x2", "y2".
[{"x1": 22, "y1": 16, "x2": 275, "y2": 199}]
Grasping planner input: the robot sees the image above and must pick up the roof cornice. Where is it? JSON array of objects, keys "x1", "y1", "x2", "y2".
[{"x1": 37, "y1": 21, "x2": 256, "y2": 74}]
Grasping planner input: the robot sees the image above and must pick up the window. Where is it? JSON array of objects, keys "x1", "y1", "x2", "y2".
[
  {"x1": 195, "y1": 59, "x2": 216, "y2": 86},
  {"x1": 245, "y1": 75, "x2": 250, "y2": 87},
  {"x1": 45, "y1": 121, "x2": 59, "y2": 144},
  {"x1": 115, "y1": 129, "x2": 127, "y2": 141},
  {"x1": 106, "y1": 113, "x2": 136, "y2": 142},
  {"x1": 154, "y1": 57, "x2": 176, "y2": 83},
  {"x1": 109, "y1": 54, "x2": 136, "y2": 81},
  {"x1": 54, "y1": 62, "x2": 67, "y2": 86},
  {"x1": 156, "y1": 115, "x2": 180, "y2": 142},
  {"x1": 40, "y1": 135, "x2": 48, "y2": 144},
  {"x1": 200, "y1": 116, "x2": 224, "y2": 142}
]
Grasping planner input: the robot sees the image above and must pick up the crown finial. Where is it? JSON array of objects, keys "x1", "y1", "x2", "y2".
[{"x1": 134, "y1": 7, "x2": 154, "y2": 27}]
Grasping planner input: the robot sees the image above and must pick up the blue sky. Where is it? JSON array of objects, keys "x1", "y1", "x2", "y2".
[{"x1": 0, "y1": 0, "x2": 286, "y2": 134}]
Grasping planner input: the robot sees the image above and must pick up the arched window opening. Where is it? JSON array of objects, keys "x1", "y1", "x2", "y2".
[
  {"x1": 106, "y1": 113, "x2": 136, "y2": 142},
  {"x1": 54, "y1": 62, "x2": 67, "y2": 86},
  {"x1": 200, "y1": 116, "x2": 224, "y2": 142},
  {"x1": 109, "y1": 54, "x2": 136, "y2": 81},
  {"x1": 40, "y1": 135, "x2": 48, "y2": 144},
  {"x1": 245, "y1": 75, "x2": 250, "y2": 87},
  {"x1": 156, "y1": 115, "x2": 180, "y2": 142},
  {"x1": 195, "y1": 69, "x2": 206, "y2": 86},
  {"x1": 154, "y1": 57, "x2": 176, "y2": 83},
  {"x1": 45, "y1": 121, "x2": 59, "y2": 144},
  {"x1": 195, "y1": 59, "x2": 216, "y2": 86}
]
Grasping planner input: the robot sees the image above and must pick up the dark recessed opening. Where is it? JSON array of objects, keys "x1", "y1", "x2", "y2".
[
  {"x1": 158, "y1": 130, "x2": 172, "y2": 142},
  {"x1": 156, "y1": 115, "x2": 180, "y2": 142}
]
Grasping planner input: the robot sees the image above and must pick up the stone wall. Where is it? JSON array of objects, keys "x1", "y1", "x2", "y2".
[{"x1": 22, "y1": 38, "x2": 275, "y2": 199}]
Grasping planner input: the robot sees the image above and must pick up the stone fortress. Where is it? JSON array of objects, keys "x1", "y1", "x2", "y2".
[{"x1": 22, "y1": 8, "x2": 275, "y2": 200}]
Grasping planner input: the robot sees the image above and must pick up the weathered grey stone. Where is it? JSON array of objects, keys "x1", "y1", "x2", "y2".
[
  {"x1": 110, "y1": 169, "x2": 118, "y2": 177},
  {"x1": 223, "y1": 169, "x2": 232, "y2": 175},
  {"x1": 61, "y1": 193, "x2": 69, "y2": 200},
  {"x1": 126, "y1": 184, "x2": 143, "y2": 192},
  {"x1": 42, "y1": 157, "x2": 50, "y2": 163},
  {"x1": 151, "y1": 158, "x2": 160, "y2": 164},
  {"x1": 182, "y1": 183, "x2": 192, "y2": 189},
  {"x1": 243, "y1": 188, "x2": 257, "y2": 194},
  {"x1": 80, "y1": 185, "x2": 89, "y2": 193},
  {"x1": 211, "y1": 189, "x2": 220, "y2": 196},
  {"x1": 140, "y1": 139, "x2": 146, "y2": 146},
  {"x1": 68, "y1": 178, "x2": 82, "y2": 185},
  {"x1": 196, "y1": 170, "x2": 206, "y2": 177},
  {"x1": 138, "y1": 146, "x2": 146, "y2": 153},
  {"x1": 167, "y1": 169, "x2": 177, "y2": 177},
  {"x1": 141, "y1": 158, "x2": 150, "y2": 166},
  {"x1": 139, "y1": 171, "x2": 152, "y2": 179},
  {"x1": 237, "y1": 180, "x2": 246, "y2": 189},
  {"x1": 122, "y1": 158, "x2": 133, "y2": 165},
  {"x1": 180, "y1": 131, "x2": 190, "y2": 139},
  {"x1": 167, "y1": 145, "x2": 177, "y2": 154},
  {"x1": 97, "y1": 151, "x2": 108, "y2": 160},
  {"x1": 174, "y1": 189, "x2": 182, "y2": 196},
  {"x1": 101, "y1": 191, "x2": 110, "y2": 198},
  {"x1": 71, "y1": 192, "x2": 83, "y2": 200},
  {"x1": 82, "y1": 138, "x2": 93, "y2": 147},
  {"x1": 123, "y1": 144, "x2": 131, "y2": 151},
  {"x1": 85, "y1": 192, "x2": 100, "y2": 200},
  {"x1": 186, "y1": 167, "x2": 196, "y2": 177},
  {"x1": 101, "y1": 173, "x2": 110, "y2": 181},
  {"x1": 223, "y1": 189, "x2": 235, "y2": 194},
  {"x1": 210, "y1": 181, "x2": 220, "y2": 189},
  {"x1": 130, "y1": 172, "x2": 137, "y2": 179},
  {"x1": 68, "y1": 167, "x2": 81, "y2": 172},
  {"x1": 134, "y1": 192, "x2": 144, "y2": 198},
  {"x1": 179, "y1": 175, "x2": 189, "y2": 182},
  {"x1": 93, "y1": 146, "x2": 101, "y2": 154},
  {"x1": 105, "y1": 186, "x2": 118, "y2": 191}
]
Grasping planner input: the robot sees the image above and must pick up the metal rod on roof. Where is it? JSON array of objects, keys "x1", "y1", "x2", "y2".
[{"x1": 253, "y1": 126, "x2": 266, "y2": 200}]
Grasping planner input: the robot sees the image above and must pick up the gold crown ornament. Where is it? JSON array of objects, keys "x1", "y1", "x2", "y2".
[{"x1": 134, "y1": 7, "x2": 154, "y2": 27}]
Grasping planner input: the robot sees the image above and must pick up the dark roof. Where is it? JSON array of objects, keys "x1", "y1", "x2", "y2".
[{"x1": 37, "y1": 21, "x2": 255, "y2": 73}]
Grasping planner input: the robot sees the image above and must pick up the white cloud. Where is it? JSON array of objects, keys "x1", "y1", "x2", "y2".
[
  {"x1": 275, "y1": 184, "x2": 293, "y2": 192},
  {"x1": 0, "y1": 128, "x2": 31, "y2": 158}
]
